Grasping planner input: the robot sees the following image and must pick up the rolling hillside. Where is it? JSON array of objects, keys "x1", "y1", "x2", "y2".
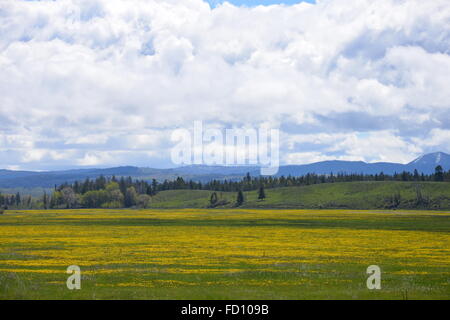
[{"x1": 149, "y1": 181, "x2": 450, "y2": 210}]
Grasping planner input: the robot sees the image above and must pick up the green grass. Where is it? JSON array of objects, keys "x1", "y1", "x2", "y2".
[
  {"x1": 150, "y1": 190, "x2": 234, "y2": 208},
  {"x1": 149, "y1": 181, "x2": 450, "y2": 210}
]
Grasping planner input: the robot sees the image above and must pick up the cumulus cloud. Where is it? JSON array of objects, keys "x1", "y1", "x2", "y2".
[{"x1": 0, "y1": 0, "x2": 449, "y2": 170}]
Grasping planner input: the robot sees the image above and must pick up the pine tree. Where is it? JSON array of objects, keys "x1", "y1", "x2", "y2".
[
  {"x1": 236, "y1": 190, "x2": 244, "y2": 207},
  {"x1": 43, "y1": 191, "x2": 48, "y2": 209},
  {"x1": 258, "y1": 185, "x2": 266, "y2": 200},
  {"x1": 152, "y1": 179, "x2": 158, "y2": 194},
  {"x1": 15, "y1": 192, "x2": 21, "y2": 207},
  {"x1": 413, "y1": 169, "x2": 420, "y2": 181},
  {"x1": 435, "y1": 165, "x2": 444, "y2": 182}
]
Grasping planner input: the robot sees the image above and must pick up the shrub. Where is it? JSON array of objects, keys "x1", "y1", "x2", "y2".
[{"x1": 137, "y1": 194, "x2": 151, "y2": 208}]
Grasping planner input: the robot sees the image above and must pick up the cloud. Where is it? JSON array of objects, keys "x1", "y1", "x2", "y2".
[{"x1": 0, "y1": 0, "x2": 449, "y2": 170}]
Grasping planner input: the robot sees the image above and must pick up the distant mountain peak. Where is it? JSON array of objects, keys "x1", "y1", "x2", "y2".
[{"x1": 409, "y1": 152, "x2": 450, "y2": 166}]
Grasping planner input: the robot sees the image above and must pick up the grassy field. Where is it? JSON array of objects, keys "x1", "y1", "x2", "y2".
[
  {"x1": 150, "y1": 181, "x2": 450, "y2": 210},
  {"x1": 0, "y1": 208, "x2": 449, "y2": 299}
]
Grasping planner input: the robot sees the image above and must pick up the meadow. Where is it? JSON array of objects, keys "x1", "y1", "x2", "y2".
[
  {"x1": 0, "y1": 208, "x2": 449, "y2": 299},
  {"x1": 150, "y1": 181, "x2": 450, "y2": 210}
]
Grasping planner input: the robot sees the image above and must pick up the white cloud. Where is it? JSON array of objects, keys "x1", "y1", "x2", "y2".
[
  {"x1": 285, "y1": 151, "x2": 354, "y2": 165},
  {"x1": 329, "y1": 131, "x2": 422, "y2": 163},
  {"x1": 0, "y1": 0, "x2": 449, "y2": 170},
  {"x1": 284, "y1": 130, "x2": 422, "y2": 164},
  {"x1": 413, "y1": 129, "x2": 450, "y2": 150}
]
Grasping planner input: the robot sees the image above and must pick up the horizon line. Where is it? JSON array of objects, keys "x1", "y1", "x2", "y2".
[{"x1": 1, "y1": 151, "x2": 447, "y2": 173}]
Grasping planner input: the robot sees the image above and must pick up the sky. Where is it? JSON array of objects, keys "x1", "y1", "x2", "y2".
[
  {"x1": 0, "y1": 0, "x2": 450, "y2": 171},
  {"x1": 206, "y1": 1, "x2": 315, "y2": 7}
]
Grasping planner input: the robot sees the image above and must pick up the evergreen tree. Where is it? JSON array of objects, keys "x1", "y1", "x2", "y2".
[
  {"x1": 258, "y1": 185, "x2": 266, "y2": 200},
  {"x1": 413, "y1": 169, "x2": 420, "y2": 181},
  {"x1": 15, "y1": 192, "x2": 21, "y2": 207},
  {"x1": 43, "y1": 191, "x2": 48, "y2": 209},
  {"x1": 236, "y1": 190, "x2": 244, "y2": 206},
  {"x1": 435, "y1": 165, "x2": 444, "y2": 182}
]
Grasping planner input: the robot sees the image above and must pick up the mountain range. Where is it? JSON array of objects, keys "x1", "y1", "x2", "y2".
[{"x1": 0, "y1": 152, "x2": 449, "y2": 189}]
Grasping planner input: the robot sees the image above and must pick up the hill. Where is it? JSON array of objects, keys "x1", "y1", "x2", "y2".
[{"x1": 148, "y1": 181, "x2": 450, "y2": 210}]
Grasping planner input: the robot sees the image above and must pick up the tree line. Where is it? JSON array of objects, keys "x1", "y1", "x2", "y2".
[{"x1": 0, "y1": 165, "x2": 448, "y2": 210}]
